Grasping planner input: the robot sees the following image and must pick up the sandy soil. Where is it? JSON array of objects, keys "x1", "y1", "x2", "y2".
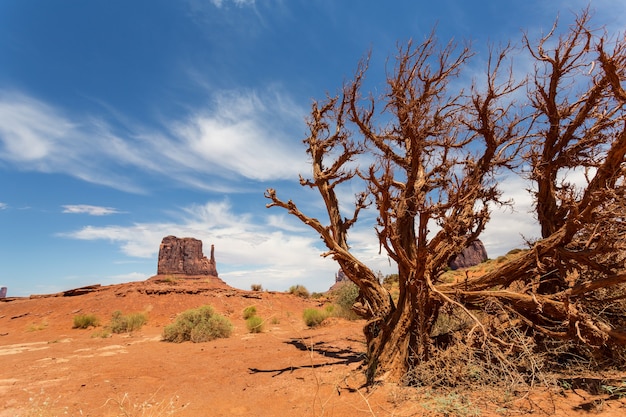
[{"x1": 1, "y1": 279, "x2": 625, "y2": 416}]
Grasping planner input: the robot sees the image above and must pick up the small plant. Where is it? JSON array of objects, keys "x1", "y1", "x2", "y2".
[
  {"x1": 289, "y1": 284, "x2": 310, "y2": 298},
  {"x1": 246, "y1": 316, "x2": 264, "y2": 333},
  {"x1": 383, "y1": 273, "x2": 399, "y2": 289},
  {"x1": 73, "y1": 314, "x2": 99, "y2": 329},
  {"x1": 160, "y1": 275, "x2": 178, "y2": 283},
  {"x1": 91, "y1": 328, "x2": 111, "y2": 338},
  {"x1": 423, "y1": 392, "x2": 481, "y2": 417},
  {"x1": 27, "y1": 321, "x2": 48, "y2": 332},
  {"x1": 270, "y1": 317, "x2": 280, "y2": 325},
  {"x1": 303, "y1": 308, "x2": 327, "y2": 327},
  {"x1": 243, "y1": 305, "x2": 257, "y2": 319},
  {"x1": 110, "y1": 311, "x2": 147, "y2": 333},
  {"x1": 162, "y1": 305, "x2": 232, "y2": 343},
  {"x1": 330, "y1": 281, "x2": 359, "y2": 320},
  {"x1": 250, "y1": 283, "x2": 263, "y2": 291}
]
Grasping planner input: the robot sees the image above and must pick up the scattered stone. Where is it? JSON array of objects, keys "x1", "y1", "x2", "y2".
[
  {"x1": 63, "y1": 285, "x2": 102, "y2": 297},
  {"x1": 448, "y1": 240, "x2": 488, "y2": 270}
]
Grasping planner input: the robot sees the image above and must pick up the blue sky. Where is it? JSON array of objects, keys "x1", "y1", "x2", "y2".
[{"x1": 0, "y1": 1, "x2": 623, "y2": 296}]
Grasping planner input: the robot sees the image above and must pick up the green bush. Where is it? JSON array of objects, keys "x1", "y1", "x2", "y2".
[
  {"x1": 289, "y1": 284, "x2": 310, "y2": 298},
  {"x1": 110, "y1": 311, "x2": 147, "y2": 333},
  {"x1": 331, "y1": 281, "x2": 360, "y2": 320},
  {"x1": 73, "y1": 314, "x2": 99, "y2": 329},
  {"x1": 303, "y1": 308, "x2": 327, "y2": 327},
  {"x1": 250, "y1": 283, "x2": 263, "y2": 291},
  {"x1": 162, "y1": 305, "x2": 232, "y2": 343},
  {"x1": 243, "y1": 305, "x2": 257, "y2": 319},
  {"x1": 383, "y1": 273, "x2": 399, "y2": 289},
  {"x1": 246, "y1": 316, "x2": 264, "y2": 333}
]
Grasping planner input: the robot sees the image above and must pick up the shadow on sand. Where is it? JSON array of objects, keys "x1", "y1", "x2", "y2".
[{"x1": 248, "y1": 338, "x2": 364, "y2": 377}]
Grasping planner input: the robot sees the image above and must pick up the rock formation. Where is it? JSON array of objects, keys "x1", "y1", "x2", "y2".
[
  {"x1": 157, "y1": 236, "x2": 218, "y2": 276},
  {"x1": 329, "y1": 269, "x2": 350, "y2": 291},
  {"x1": 0, "y1": 287, "x2": 6, "y2": 298},
  {"x1": 448, "y1": 239, "x2": 488, "y2": 270}
]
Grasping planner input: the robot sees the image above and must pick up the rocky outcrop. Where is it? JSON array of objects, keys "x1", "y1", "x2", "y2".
[
  {"x1": 157, "y1": 236, "x2": 218, "y2": 276},
  {"x1": 448, "y1": 240, "x2": 488, "y2": 270},
  {"x1": 329, "y1": 269, "x2": 350, "y2": 291},
  {"x1": 0, "y1": 287, "x2": 6, "y2": 298}
]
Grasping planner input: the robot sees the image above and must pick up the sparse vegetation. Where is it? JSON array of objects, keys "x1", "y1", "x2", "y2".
[
  {"x1": 91, "y1": 328, "x2": 111, "y2": 338},
  {"x1": 250, "y1": 283, "x2": 263, "y2": 291},
  {"x1": 162, "y1": 305, "x2": 232, "y2": 343},
  {"x1": 330, "y1": 281, "x2": 359, "y2": 320},
  {"x1": 242, "y1": 305, "x2": 257, "y2": 319},
  {"x1": 422, "y1": 392, "x2": 481, "y2": 417},
  {"x1": 246, "y1": 316, "x2": 264, "y2": 333},
  {"x1": 302, "y1": 308, "x2": 327, "y2": 327},
  {"x1": 288, "y1": 285, "x2": 310, "y2": 298},
  {"x1": 27, "y1": 321, "x2": 48, "y2": 332},
  {"x1": 110, "y1": 311, "x2": 147, "y2": 334},
  {"x1": 73, "y1": 314, "x2": 99, "y2": 329},
  {"x1": 159, "y1": 275, "x2": 178, "y2": 283}
]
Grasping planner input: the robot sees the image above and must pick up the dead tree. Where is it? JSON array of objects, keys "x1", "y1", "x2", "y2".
[
  {"x1": 267, "y1": 10, "x2": 626, "y2": 384},
  {"x1": 444, "y1": 11, "x2": 626, "y2": 353},
  {"x1": 267, "y1": 32, "x2": 524, "y2": 382}
]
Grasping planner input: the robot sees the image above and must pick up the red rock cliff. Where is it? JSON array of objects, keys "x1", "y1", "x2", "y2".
[{"x1": 157, "y1": 236, "x2": 218, "y2": 276}]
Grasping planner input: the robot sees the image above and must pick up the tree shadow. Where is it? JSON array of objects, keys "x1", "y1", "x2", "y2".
[{"x1": 248, "y1": 338, "x2": 364, "y2": 377}]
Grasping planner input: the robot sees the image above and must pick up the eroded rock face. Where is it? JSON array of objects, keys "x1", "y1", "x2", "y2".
[
  {"x1": 157, "y1": 236, "x2": 218, "y2": 276},
  {"x1": 448, "y1": 240, "x2": 488, "y2": 270}
]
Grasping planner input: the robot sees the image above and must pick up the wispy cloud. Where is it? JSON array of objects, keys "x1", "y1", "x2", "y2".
[
  {"x1": 0, "y1": 88, "x2": 307, "y2": 193},
  {"x1": 62, "y1": 204, "x2": 122, "y2": 216},
  {"x1": 0, "y1": 202, "x2": 6, "y2": 210},
  {"x1": 210, "y1": 0, "x2": 256, "y2": 7}
]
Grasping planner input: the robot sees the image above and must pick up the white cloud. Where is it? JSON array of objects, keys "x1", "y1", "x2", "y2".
[
  {"x1": 482, "y1": 174, "x2": 540, "y2": 257},
  {"x1": 62, "y1": 205, "x2": 122, "y2": 216},
  {"x1": 0, "y1": 88, "x2": 307, "y2": 193},
  {"x1": 60, "y1": 200, "x2": 346, "y2": 292},
  {"x1": 171, "y1": 88, "x2": 307, "y2": 181},
  {"x1": 210, "y1": 0, "x2": 255, "y2": 8},
  {"x1": 0, "y1": 202, "x2": 6, "y2": 210}
]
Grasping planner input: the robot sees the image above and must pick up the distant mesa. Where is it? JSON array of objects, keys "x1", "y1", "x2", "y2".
[
  {"x1": 448, "y1": 240, "x2": 488, "y2": 270},
  {"x1": 329, "y1": 239, "x2": 488, "y2": 291},
  {"x1": 156, "y1": 235, "x2": 219, "y2": 278},
  {"x1": 0, "y1": 287, "x2": 7, "y2": 298}
]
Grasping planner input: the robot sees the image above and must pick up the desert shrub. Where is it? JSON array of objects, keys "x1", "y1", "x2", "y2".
[
  {"x1": 270, "y1": 317, "x2": 280, "y2": 325},
  {"x1": 506, "y1": 248, "x2": 524, "y2": 256},
  {"x1": 110, "y1": 311, "x2": 147, "y2": 333},
  {"x1": 73, "y1": 314, "x2": 99, "y2": 329},
  {"x1": 91, "y1": 329, "x2": 111, "y2": 338},
  {"x1": 243, "y1": 305, "x2": 257, "y2": 319},
  {"x1": 250, "y1": 283, "x2": 263, "y2": 291},
  {"x1": 331, "y1": 281, "x2": 359, "y2": 320},
  {"x1": 162, "y1": 305, "x2": 232, "y2": 343},
  {"x1": 289, "y1": 284, "x2": 310, "y2": 298},
  {"x1": 303, "y1": 308, "x2": 327, "y2": 327},
  {"x1": 27, "y1": 321, "x2": 48, "y2": 332},
  {"x1": 246, "y1": 316, "x2": 264, "y2": 333},
  {"x1": 383, "y1": 273, "x2": 399, "y2": 289}
]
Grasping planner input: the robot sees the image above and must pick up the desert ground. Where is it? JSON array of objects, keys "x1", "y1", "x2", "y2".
[{"x1": 1, "y1": 278, "x2": 625, "y2": 416}]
